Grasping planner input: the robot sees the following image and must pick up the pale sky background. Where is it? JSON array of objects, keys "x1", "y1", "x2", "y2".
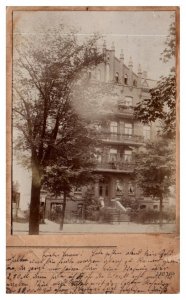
[{"x1": 12, "y1": 10, "x2": 175, "y2": 209}]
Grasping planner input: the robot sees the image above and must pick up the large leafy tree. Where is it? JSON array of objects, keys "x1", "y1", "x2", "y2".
[
  {"x1": 42, "y1": 111, "x2": 100, "y2": 230},
  {"x1": 133, "y1": 16, "x2": 177, "y2": 225},
  {"x1": 13, "y1": 25, "x2": 103, "y2": 234},
  {"x1": 134, "y1": 16, "x2": 176, "y2": 138},
  {"x1": 134, "y1": 139, "x2": 175, "y2": 226}
]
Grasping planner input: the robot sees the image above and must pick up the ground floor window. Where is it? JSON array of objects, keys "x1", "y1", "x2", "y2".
[
  {"x1": 128, "y1": 182, "x2": 135, "y2": 195},
  {"x1": 140, "y1": 204, "x2": 146, "y2": 209},
  {"x1": 116, "y1": 180, "x2": 123, "y2": 193}
]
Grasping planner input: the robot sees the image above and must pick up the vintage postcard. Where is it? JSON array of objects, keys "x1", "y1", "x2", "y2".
[{"x1": 7, "y1": 6, "x2": 179, "y2": 294}]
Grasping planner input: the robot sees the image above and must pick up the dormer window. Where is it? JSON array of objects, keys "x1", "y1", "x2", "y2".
[
  {"x1": 125, "y1": 96, "x2": 133, "y2": 107},
  {"x1": 124, "y1": 74, "x2": 128, "y2": 85}
]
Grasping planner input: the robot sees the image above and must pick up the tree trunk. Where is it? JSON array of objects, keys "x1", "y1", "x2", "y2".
[
  {"x1": 59, "y1": 191, "x2": 67, "y2": 231},
  {"x1": 159, "y1": 194, "x2": 163, "y2": 228},
  {"x1": 29, "y1": 158, "x2": 42, "y2": 235}
]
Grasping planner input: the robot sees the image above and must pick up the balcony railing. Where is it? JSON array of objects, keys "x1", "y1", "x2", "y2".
[
  {"x1": 95, "y1": 161, "x2": 135, "y2": 172},
  {"x1": 117, "y1": 104, "x2": 134, "y2": 116},
  {"x1": 99, "y1": 132, "x2": 144, "y2": 144}
]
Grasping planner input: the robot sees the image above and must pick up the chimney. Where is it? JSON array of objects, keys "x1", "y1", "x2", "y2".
[
  {"x1": 102, "y1": 40, "x2": 106, "y2": 52},
  {"x1": 110, "y1": 42, "x2": 115, "y2": 81},
  {"x1": 128, "y1": 56, "x2": 133, "y2": 86},
  {"x1": 120, "y1": 49, "x2": 124, "y2": 63},
  {"x1": 111, "y1": 41, "x2": 115, "y2": 52},
  {"x1": 128, "y1": 56, "x2": 133, "y2": 70},
  {"x1": 143, "y1": 70, "x2": 147, "y2": 80},
  {"x1": 137, "y1": 64, "x2": 142, "y2": 87},
  {"x1": 119, "y1": 49, "x2": 124, "y2": 83}
]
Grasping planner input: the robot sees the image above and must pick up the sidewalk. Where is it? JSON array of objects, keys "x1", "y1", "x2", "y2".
[{"x1": 12, "y1": 219, "x2": 176, "y2": 234}]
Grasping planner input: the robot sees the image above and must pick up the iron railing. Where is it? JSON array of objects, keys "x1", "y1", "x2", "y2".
[
  {"x1": 95, "y1": 161, "x2": 135, "y2": 172},
  {"x1": 99, "y1": 132, "x2": 144, "y2": 143}
]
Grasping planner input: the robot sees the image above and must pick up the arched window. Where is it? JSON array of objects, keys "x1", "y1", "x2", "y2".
[
  {"x1": 124, "y1": 74, "x2": 128, "y2": 85},
  {"x1": 115, "y1": 72, "x2": 119, "y2": 83},
  {"x1": 128, "y1": 182, "x2": 134, "y2": 195},
  {"x1": 116, "y1": 180, "x2": 123, "y2": 192}
]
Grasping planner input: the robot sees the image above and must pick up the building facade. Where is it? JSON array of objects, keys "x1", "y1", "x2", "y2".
[
  {"x1": 45, "y1": 43, "x2": 169, "y2": 220},
  {"x1": 79, "y1": 43, "x2": 164, "y2": 211}
]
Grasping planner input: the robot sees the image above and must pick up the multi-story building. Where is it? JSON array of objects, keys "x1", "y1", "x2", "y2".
[
  {"x1": 81, "y1": 42, "x2": 164, "y2": 211},
  {"x1": 45, "y1": 42, "x2": 169, "y2": 221}
]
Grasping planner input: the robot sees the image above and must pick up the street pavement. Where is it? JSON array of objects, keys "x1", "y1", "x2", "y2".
[{"x1": 12, "y1": 219, "x2": 176, "y2": 235}]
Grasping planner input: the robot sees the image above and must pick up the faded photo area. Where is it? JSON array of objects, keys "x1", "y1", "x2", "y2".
[{"x1": 12, "y1": 10, "x2": 177, "y2": 235}]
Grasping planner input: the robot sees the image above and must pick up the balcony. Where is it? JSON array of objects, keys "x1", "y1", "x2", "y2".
[
  {"x1": 99, "y1": 132, "x2": 144, "y2": 146},
  {"x1": 95, "y1": 161, "x2": 135, "y2": 173},
  {"x1": 117, "y1": 104, "x2": 134, "y2": 117}
]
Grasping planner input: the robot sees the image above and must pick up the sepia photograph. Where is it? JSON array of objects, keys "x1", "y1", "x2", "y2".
[{"x1": 11, "y1": 8, "x2": 178, "y2": 236}]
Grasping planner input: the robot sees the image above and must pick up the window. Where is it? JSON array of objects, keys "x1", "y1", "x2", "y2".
[
  {"x1": 124, "y1": 74, "x2": 128, "y2": 85},
  {"x1": 120, "y1": 121, "x2": 125, "y2": 134},
  {"x1": 115, "y1": 72, "x2": 119, "y2": 83},
  {"x1": 125, "y1": 96, "x2": 133, "y2": 107},
  {"x1": 153, "y1": 205, "x2": 158, "y2": 210},
  {"x1": 99, "y1": 185, "x2": 103, "y2": 196},
  {"x1": 97, "y1": 69, "x2": 101, "y2": 81},
  {"x1": 124, "y1": 123, "x2": 132, "y2": 136},
  {"x1": 88, "y1": 71, "x2": 91, "y2": 79},
  {"x1": 109, "y1": 149, "x2": 117, "y2": 162},
  {"x1": 140, "y1": 205, "x2": 146, "y2": 209},
  {"x1": 106, "y1": 64, "x2": 110, "y2": 82},
  {"x1": 95, "y1": 148, "x2": 102, "y2": 163},
  {"x1": 116, "y1": 180, "x2": 123, "y2": 192},
  {"x1": 95, "y1": 123, "x2": 102, "y2": 131},
  {"x1": 110, "y1": 121, "x2": 118, "y2": 134},
  {"x1": 133, "y1": 79, "x2": 137, "y2": 87},
  {"x1": 124, "y1": 150, "x2": 132, "y2": 162},
  {"x1": 143, "y1": 125, "x2": 151, "y2": 140},
  {"x1": 128, "y1": 182, "x2": 134, "y2": 195},
  {"x1": 75, "y1": 187, "x2": 82, "y2": 192}
]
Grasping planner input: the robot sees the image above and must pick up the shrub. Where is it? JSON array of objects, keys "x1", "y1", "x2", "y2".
[{"x1": 130, "y1": 209, "x2": 176, "y2": 224}]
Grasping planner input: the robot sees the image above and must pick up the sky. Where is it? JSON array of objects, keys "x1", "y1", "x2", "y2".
[
  {"x1": 13, "y1": 10, "x2": 175, "y2": 79},
  {"x1": 12, "y1": 10, "x2": 175, "y2": 209}
]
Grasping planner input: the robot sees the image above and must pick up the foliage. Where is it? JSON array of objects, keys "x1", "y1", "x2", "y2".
[
  {"x1": 134, "y1": 73, "x2": 176, "y2": 138},
  {"x1": 41, "y1": 110, "x2": 100, "y2": 197},
  {"x1": 82, "y1": 190, "x2": 100, "y2": 221},
  {"x1": 130, "y1": 209, "x2": 176, "y2": 224},
  {"x1": 160, "y1": 14, "x2": 176, "y2": 63},
  {"x1": 13, "y1": 27, "x2": 103, "y2": 164},
  {"x1": 134, "y1": 138, "x2": 175, "y2": 199},
  {"x1": 13, "y1": 25, "x2": 104, "y2": 233},
  {"x1": 134, "y1": 16, "x2": 176, "y2": 138}
]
